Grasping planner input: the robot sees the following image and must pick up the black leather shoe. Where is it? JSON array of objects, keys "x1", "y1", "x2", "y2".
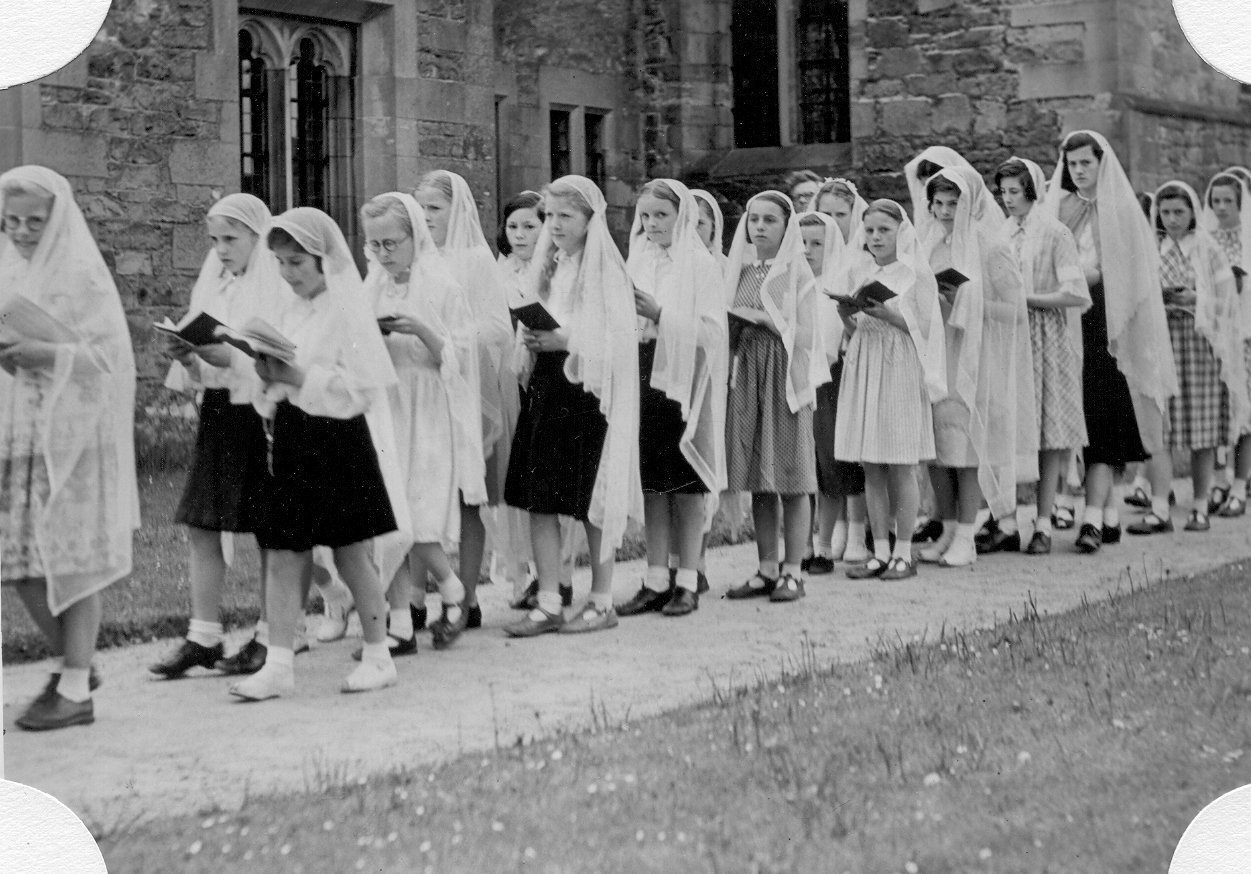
[
  {"x1": 912, "y1": 519, "x2": 944, "y2": 543},
  {"x1": 560, "y1": 583, "x2": 573, "y2": 607},
  {"x1": 1025, "y1": 531, "x2": 1051, "y2": 555},
  {"x1": 1127, "y1": 513, "x2": 1174, "y2": 535},
  {"x1": 215, "y1": 638, "x2": 267, "y2": 675},
  {"x1": 1075, "y1": 523, "x2": 1102, "y2": 553},
  {"x1": 696, "y1": 571, "x2": 709, "y2": 594},
  {"x1": 800, "y1": 555, "x2": 814, "y2": 572},
  {"x1": 149, "y1": 640, "x2": 224, "y2": 678},
  {"x1": 430, "y1": 603, "x2": 469, "y2": 650},
  {"x1": 726, "y1": 573, "x2": 777, "y2": 599},
  {"x1": 509, "y1": 580, "x2": 539, "y2": 610},
  {"x1": 617, "y1": 586, "x2": 671, "y2": 616},
  {"x1": 976, "y1": 530, "x2": 1020, "y2": 555},
  {"x1": 16, "y1": 692, "x2": 93, "y2": 731},
  {"x1": 974, "y1": 518, "x2": 999, "y2": 548},
  {"x1": 466, "y1": 603, "x2": 482, "y2": 629},
  {"x1": 1101, "y1": 524, "x2": 1122, "y2": 544},
  {"x1": 661, "y1": 587, "x2": 698, "y2": 616},
  {"x1": 411, "y1": 603, "x2": 428, "y2": 630},
  {"x1": 806, "y1": 555, "x2": 836, "y2": 575}
]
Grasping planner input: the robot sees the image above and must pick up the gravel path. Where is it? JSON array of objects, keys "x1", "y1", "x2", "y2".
[{"x1": 5, "y1": 483, "x2": 1250, "y2": 826}]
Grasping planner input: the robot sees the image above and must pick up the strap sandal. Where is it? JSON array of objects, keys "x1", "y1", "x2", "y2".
[
  {"x1": 1184, "y1": 509, "x2": 1211, "y2": 532},
  {"x1": 880, "y1": 557, "x2": 917, "y2": 580},
  {"x1": 1219, "y1": 495, "x2": 1247, "y2": 517},
  {"x1": 846, "y1": 557, "x2": 888, "y2": 580}
]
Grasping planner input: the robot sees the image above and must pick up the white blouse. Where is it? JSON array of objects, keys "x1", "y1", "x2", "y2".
[{"x1": 270, "y1": 287, "x2": 375, "y2": 419}]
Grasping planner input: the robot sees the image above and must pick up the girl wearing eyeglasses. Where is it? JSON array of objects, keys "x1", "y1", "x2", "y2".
[{"x1": 358, "y1": 192, "x2": 484, "y2": 653}]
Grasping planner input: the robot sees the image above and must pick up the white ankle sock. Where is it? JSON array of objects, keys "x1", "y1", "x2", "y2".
[
  {"x1": 890, "y1": 538, "x2": 911, "y2": 561},
  {"x1": 536, "y1": 590, "x2": 562, "y2": 616},
  {"x1": 955, "y1": 522, "x2": 978, "y2": 547},
  {"x1": 1235, "y1": 479, "x2": 1249, "y2": 501},
  {"x1": 56, "y1": 668, "x2": 90, "y2": 703},
  {"x1": 389, "y1": 607, "x2": 413, "y2": 639},
  {"x1": 827, "y1": 521, "x2": 848, "y2": 557},
  {"x1": 873, "y1": 538, "x2": 891, "y2": 561},
  {"x1": 781, "y1": 562, "x2": 803, "y2": 579},
  {"x1": 1150, "y1": 496, "x2": 1170, "y2": 520},
  {"x1": 266, "y1": 646, "x2": 294, "y2": 669},
  {"x1": 675, "y1": 569, "x2": 698, "y2": 592},
  {"x1": 1082, "y1": 506, "x2": 1103, "y2": 528},
  {"x1": 589, "y1": 591, "x2": 614, "y2": 610},
  {"x1": 1103, "y1": 507, "x2": 1119, "y2": 528},
  {"x1": 644, "y1": 565, "x2": 670, "y2": 593},
  {"x1": 1056, "y1": 493, "x2": 1075, "y2": 511},
  {"x1": 360, "y1": 641, "x2": 391, "y2": 664},
  {"x1": 187, "y1": 619, "x2": 223, "y2": 648},
  {"x1": 438, "y1": 573, "x2": 465, "y2": 624},
  {"x1": 254, "y1": 620, "x2": 270, "y2": 647},
  {"x1": 997, "y1": 514, "x2": 1019, "y2": 536}
]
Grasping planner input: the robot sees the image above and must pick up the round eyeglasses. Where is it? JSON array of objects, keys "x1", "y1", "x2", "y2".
[{"x1": 366, "y1": 236, "x2": 410, "y2": 253}]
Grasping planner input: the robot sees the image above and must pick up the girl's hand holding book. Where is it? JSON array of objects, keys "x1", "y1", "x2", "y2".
[
  {"x1": 164, "y1": 333, "x2": 197, "y2": 366},
  {"x1": 195, "y1": 343, "x2": 233, "y2": 368},
  {"x1": 255, "y1": 356, "x2": 305, "y2": 388},
  {"x1": 521, "y1": 327, "x2": 569, "y2": 353},
  {"x1": 377, "y1": 313, "x2": 423, "y2": 336},
  {"x1": 633, "y1": 288, "x2": 662, "y2": 323},
  {"x1": 861, "y1": 298, "x2": 905, "y2": 329}
]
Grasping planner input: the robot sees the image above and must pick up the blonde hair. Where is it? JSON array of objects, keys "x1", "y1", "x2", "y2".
[
  {"x1": 534, "y1": 180, "x2": 595, "y2": 298},
  {"x1": 1, "y1": 179, "x2": 54, "y2": 206},
  {"x1": 416, "y1": 170, "x2": 454, "y2": 203},
  {"x1": 359, "y1": 195, "x2": 414, "y2": 236}
]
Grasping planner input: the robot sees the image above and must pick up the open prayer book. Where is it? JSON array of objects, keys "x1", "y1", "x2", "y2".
[
  {"x1": 0, "y1": 296, "x2": 79, "y2": 344},
  {"x1": 831, "y1": 279, "x2": 898, "y2": 312},
  {"x1": 155, "y1": 313, "x2": 296, "y2": 364}
]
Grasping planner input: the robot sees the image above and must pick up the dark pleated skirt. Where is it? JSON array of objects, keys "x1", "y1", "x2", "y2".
[
  {"x1": 254, "y1": 401, "x2": 397, "y2": 552},
  {"x1": 638, "y1": 340, "x2": 707, "y2": 495},
  {"x1": 814, "y1": 359, "x2": 865, "y2": 497},
  {"x1": 175, "y1": 389, "x2": 268, "y2": 532},
  {"x1": 504, "y1": 351, "x2": 608, "y2": 520},
  {"x1": 1082, "y1": 281, "x2": 1149, "y2": 467}
]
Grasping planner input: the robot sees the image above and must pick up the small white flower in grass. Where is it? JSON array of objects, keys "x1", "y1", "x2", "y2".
[
  {"x1": 416, "y1": 805, "x2": 425, "y2": 816},
  {"x1": 979, "y1": 848, "x2": 992, "y2": 861},
  {"x1": 843, "y1": 687, "x2": 852, "y2": 696},
  {"x1": 636, "y1": 830, "x2": 646, "y2": 842},
  {"x1": 388, "y1": 832, "x2": 398, "y2": 843},
  {"x1": 244, "y1": 851, "x2": 254, "y2": 861},
  {"x1": 550, "y1": 750, "x2": 563, "y2": 761},
  {"x1": 187, "y1": 841, "x2": 203, "y2": 856},
  {"x1": 658, "y1": 831, "x2": 666, "y2": 841},
  {"x1": 905, "y1": 863, "x2": 919, "y2": 874},
  {"x1": 587, "y1": 784, "x2": 598, "y2": 794},
  {"x1": 225, "y1": 824, "x2": 236, "y2": 834},
  {"x1": 623, "y1": 774, "x2": 636, "y2": 784},
  {"x1": 221, "y1": 844, "x2": 231, "y2": 854},
  {"x1": 1112, "y1": 718, "x2": 1127, "y2": 730},
  {"x1": 419, "y1": 840, "x2": 432, "y2": 853},
  {"x1": 452, "y1": 834, "x2": 462, "y2": 845},
  {"x1": 914, "y1": 810, "x2": 925, "y2": 822},
  {"x1": 492, "y1": 821, "x2": 505, "y2": 832},
  {"x1": 1017, "y1": 751, "x2": 1031, "y2": 765},
  {"x1": 923, "y1": 772, "x2": 942, "y2": 787},
  {"x1": 524, "y1": 847, "x2": 537, "y2": 859},
  {"x1": 202, "y1": 817, "x2": 216, "y2": 829},
  {"x1": 280, "y1": 844, "x2": 291, "y2": 856},
  {"x1": 677, "y1": 832, "x2": 687, "y2": 842},
  {"x1": 956, "y1": 745, "x2": 968, "y2": 754},
  {"x1": 874, "y1": 675, "x2": 883, "y2": 689},
  {"x1": 240, "y1": 827, "x2": 249, "y2": 837},
  {"x1": 323, "y1": 820, "x2": 335, "y2": 831}
]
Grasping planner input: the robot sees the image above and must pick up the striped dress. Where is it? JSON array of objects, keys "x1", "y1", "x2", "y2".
[
  {"x1": 725, "y1": 262, "x2": 817, "y2": 494},
  {"x1": 834, "y1": 260, "x2": 936, "y2": 465},
  {"x1": 1162, "y1": 238, "x2": 1229, "y2": 450}
]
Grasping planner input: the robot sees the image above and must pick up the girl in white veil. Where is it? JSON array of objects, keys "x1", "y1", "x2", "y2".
[
  {"x1": 1202, "y1": 171, "x2": 1251, "y2": 516},
  {"x1": 722, "y1": 191, "x2": 825, "y2": 603},
  {"x1": 1046, "y1": 131, "x2": 1177, "y2": 551},
  {"x1": 691, "y1": 189, "x2": 728, "y2": 270},
  {"x1": 503, "y1": 175, "x2": 644, "y2": 637},
  {"x1": 360, "y1": 192, "x2": 484, "y2": 652},
  {"x1": 150, "y1": 194, "x2": 296, "y2": 681},
  {"x1": 837, "y1": 200, "x2": 946, "y2": 580},
  {"x1": 415, "y1": 171, "x2": 520, "y2": 619},
  {"x1": 615, "y1": 179, "x2": 726, "y2": 619},
  {"x1": 1151, "y1": 181, "x2": 1244, "y2": 532},
  {"x1": 905, "y1": 146, "x2": 1006, "y2": 240},
  {"x1": 230, "y1": 207, "x2": 407, "y2": 700},
  {"x1": 918, "y1": 166, "x2": 1029, "y2": 568},
  {"x1": 2, "y1": 166, "x2": 140, "y2": 731},
  {"x1": 811, "y1": 177, "x2": 869, "y2": 242},
  {"x1": 993, "y1": 158, "x2": 1089, "y2": 556}
]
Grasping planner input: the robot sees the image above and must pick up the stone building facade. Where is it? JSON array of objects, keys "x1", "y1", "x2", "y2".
[{"x1": 0, "y1": 0, "x2": 1246, "y2": 459}]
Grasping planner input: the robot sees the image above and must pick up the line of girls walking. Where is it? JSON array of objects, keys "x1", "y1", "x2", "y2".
[{"x1": 9, "y1": 127, "x2": 1249, "y2": 728}]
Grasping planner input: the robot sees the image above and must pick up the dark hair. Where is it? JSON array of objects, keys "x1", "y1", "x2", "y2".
[
  {"x1": 1154, "y1": 184, "x2": 1197, "y2": 233},
  {"x1": 632, "y1": 180, "x2": 682, "y2": 240},
  {"x1": 1138, "y1": 192, "x2": 1153, "y2": 218},
  {"x1": 863, "y1": 199, "x2": 905, "y2": 223},
  {"x1": 925, "y1": 173, "x2": 962, "y2": 204},
  {"x1": 798, "y1": 214, "x2": 827, "y2": 229},
  {"x1": 496, "y1": 190, "x2": 545, "y2": 254},
  {"x1": 267, "y1": 227, "x2": 323, "y2": 272},
  {"x1": 784, "y1": 170, "x2": 822, "y2": 196},
  {"x1": 1059, "y1": 133, "x2": 1105, "y2": 193},
  {"x1": 752, "y1": 190, "x2": 793, "y2": 223},
  {"x1": 993, "y1": 159, "x2": 1038, "y2": 202},
  {"x1": 1208, "y1": 174, "x2": 1244, "y2": 210},
  {"x1": 916, "y1": 159, "x2": 945, "y2": 181}
]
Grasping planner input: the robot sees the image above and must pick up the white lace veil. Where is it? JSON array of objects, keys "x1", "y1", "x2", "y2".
[
  {"x1": 0, "y1": 165, "x2": 140, "y2": 614},
  {"x1": 807, "y1": 178, "x2": 869, "y2": 242},
  {"x1": 906, "y1": 146, "x2": 1006, "y2": 241},
  {"x1": 726, "y1": 192, "x2": 827, "y2": 412}
]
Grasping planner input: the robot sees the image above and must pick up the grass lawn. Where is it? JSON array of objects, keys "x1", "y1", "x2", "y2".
[
  {"x1": 2, "y1": 471, "x2": 752, "y2": 663},
  {"x1": 95, "y1": 559, "x2": 1251, "y2": 873}
]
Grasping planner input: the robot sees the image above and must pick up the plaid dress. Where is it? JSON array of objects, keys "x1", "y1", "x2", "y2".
[
  {"x1": 1212, "y1": 225, "x2": 1251, "y2": 438},
  {"x1": 1162, "y1": 240, "x2": 1229, "y2": 450}
]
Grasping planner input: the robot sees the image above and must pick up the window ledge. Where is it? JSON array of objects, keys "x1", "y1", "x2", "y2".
[{"x1": 697, "y1": 143, "x2": 854, "y2": 179}]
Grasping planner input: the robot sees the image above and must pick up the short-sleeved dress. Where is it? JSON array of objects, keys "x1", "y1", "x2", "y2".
[
  {"x1": 725, "y1": 262, "x2": 817, "y2": 494},
  {"x1": 835, "y1": 260, "x2": 936, "y2": 465},
  {"x1": 1161, "y1": 238, "x2": 1229, "y2": 450}
]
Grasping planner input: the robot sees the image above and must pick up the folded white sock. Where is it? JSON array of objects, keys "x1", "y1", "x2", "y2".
[
  {"x1": 360, "y1": 641, "x2": 392, "y2": 664},
  {"x1": 389, "y1": 607, "x2": 413, "y2": 640},
  {"x1": 187, "y1": 618, "x2": 223, "y2": 648},
  {"x1": 1082, "y1": 506, "x2": 1103, "y2": 528},
  {"x1": 675, "y1": 569, "x2": 698, "y2": 592},
  {"x1": 536, "y1": 590, "x2": 562, "y2": 616},
  {"x1": 56, "y1": 668, "x2": 90, "y2": 703},
  {"x1": 644, "y1": 565, "x2": 670, "y2": 593}
]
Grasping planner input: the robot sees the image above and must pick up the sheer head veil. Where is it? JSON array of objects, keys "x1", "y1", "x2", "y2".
[
  {"x1": 726, "y1": 191, "x2": 827, "y2": 412},
  {"x1": 801, "y1": 211, "x2": 850, "y2": 360},
  {"x1": 807, "y1": 178, "x2": 869, "y2": 242},
  {"x1": 905, "y1": 146, "x2": 1006, "y2": 240},
  {"x1": 1202, "y1": 172, "x2": 1251, "y2": 272},
  {"x1": 848, "y1": 200, "x2": 946, "y2": 403},
  {"x1": 0, "y1": 165, "x2": 140, "y2": 614},
  {"x1": 190, "y1": 193, "x2": 290, "y2": 323},
  {"x1": 525, "y1": 175, "x2": 644, "y2": 561},
  {"x1": 627, "y1": 179, "x2": 729, "y2": 507},
  {"x1": 1046, "y1": 129, "x2": 1178, "y2": 427}
]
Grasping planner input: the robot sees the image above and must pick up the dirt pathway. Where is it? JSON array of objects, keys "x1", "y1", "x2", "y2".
[{"x1": 6, "y1": 485, "x2": 1251, "y2": 827}]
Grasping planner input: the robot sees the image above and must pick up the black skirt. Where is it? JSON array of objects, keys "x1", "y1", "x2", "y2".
[
  {"x1": 638, "y1": 340, "x2": 708, "y2": 495},
  {"x1": 1081, "y1": 281, "x2": 1150, "y2": 467},
  {"x1": 813, "y1": 358, "x2": 865, "y2": 498},
  {"x1": 254, "y1": 401, "x2": 397, "y2": 552},
  {"x1": 504, "y1": 351, "x2": 608, "y2": 520},
  {"x1": 175, "y1": 389, "x2": 268, "y2": 532}
]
